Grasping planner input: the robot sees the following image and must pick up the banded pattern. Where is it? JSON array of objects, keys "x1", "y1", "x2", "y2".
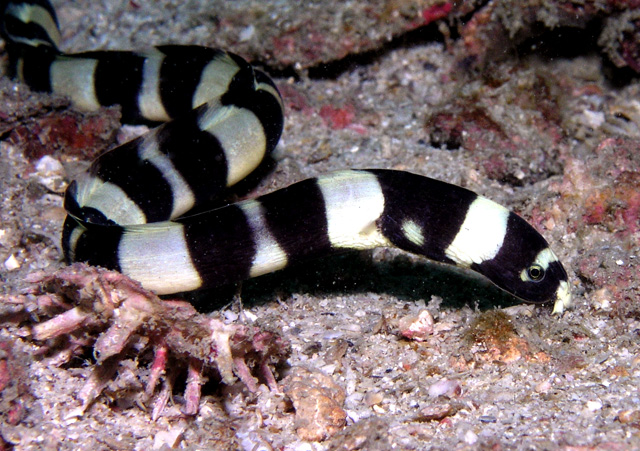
[{"x1": 1, "y1": 0, "x2": 571, "y2": 312}]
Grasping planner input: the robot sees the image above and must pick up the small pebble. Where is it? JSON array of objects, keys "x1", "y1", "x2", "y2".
[
  {"x1": 586, "y1": 400, "x2": 602, "y2": 411},
  {"x1": 35, "y1": 155, "x2": 63, "y2": 173},
  {"x1": 535, "y1": 379, "x2": 552, "y2": 393},
  {"x1": 479, "y1": 415, "x2": 497, "y2": 423},
  {"x1": 416, "y1": 403, "x2": 457, "y2": 422},
  {"x1": 224, "y1": 310, "x2": 239, "y2": 322},
  {"x1": 398, "y1": 309, "x2": 434, "y2": 342},
  {"x1": 618, "y1": 410, "x2": 640, "y2": 424},
  {"x1": 591, "y1": 288, "x2": 611, "y2": 310},
  {"x1": 4, "y1": 254, "x2": 20, "y2": 271},
  {"x1": 364, "y1": 391, "x2": 383, "y2": 406},
  {"x1": 463, "y1": 429, "x2": 478, "y2": 445},
  {"x1": 239, "y1": 24, "x2": 255, "y2": 42},
  {"x1": 242, "y1": 310, "x2": 258, "y2": 322},
  {"x1": 582, "y1": 110, "x2": 605, "y2": 128},
  {"x1": 152, "y1": 424, "x2": 186, "y2": 450},
  {"x1": 35, "y1": 155, "x2": 67, "y2": 192},
  {"x1": 428, "y1": 379, "x2": 462, "y2": 398}
]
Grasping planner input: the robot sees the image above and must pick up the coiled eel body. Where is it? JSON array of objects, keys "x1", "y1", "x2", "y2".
[{"x1": 0, "y1": 0, "x2": 571, "y2": 312}]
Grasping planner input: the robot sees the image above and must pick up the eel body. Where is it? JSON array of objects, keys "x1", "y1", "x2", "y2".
[{"x1": 0, "y1": 0, "x2": 571, "y2": 312}]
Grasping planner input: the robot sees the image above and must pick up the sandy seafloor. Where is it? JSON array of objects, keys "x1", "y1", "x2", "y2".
[{"x1": 1, "y1": 0, "x2": 640, "y2": 450}]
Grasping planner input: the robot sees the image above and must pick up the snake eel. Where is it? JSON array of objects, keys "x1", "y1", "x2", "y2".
[{"x1": 0, "y1": 0, "x2": 571, "y2": 313}]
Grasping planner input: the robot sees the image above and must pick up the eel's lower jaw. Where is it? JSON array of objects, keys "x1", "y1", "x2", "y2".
[{"x1": 552, "y1": 280, "x2": 572, "y2": 314}]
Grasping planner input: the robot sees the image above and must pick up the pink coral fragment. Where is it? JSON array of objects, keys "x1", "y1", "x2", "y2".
[
  {"x1": 319, "y1": 105, "x2": 355, "y2": 129},
  {"x1": 421, "y1": 3, "x2": 452, "y2": 24}
]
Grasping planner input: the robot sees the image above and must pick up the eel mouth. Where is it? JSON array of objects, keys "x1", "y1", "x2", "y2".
[{"x1": 552, "y1": 280, "x2": 572, "y2": 314}]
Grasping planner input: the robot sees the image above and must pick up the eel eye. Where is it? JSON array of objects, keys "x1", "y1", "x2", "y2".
[{"x1": 527, "y1": 264, "x2": 545, "y2": 282}]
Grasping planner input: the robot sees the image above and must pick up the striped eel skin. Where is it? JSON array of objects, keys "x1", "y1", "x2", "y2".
[{"x1": 1, "y1": 0, "x2": 571, "y2": 312}]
